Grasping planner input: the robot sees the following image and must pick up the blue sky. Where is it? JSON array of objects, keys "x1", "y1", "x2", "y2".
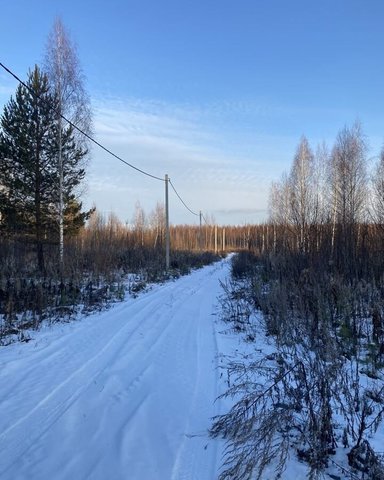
[{"x1": 1, "y1": 0, "x2": 384, "y2": 224}]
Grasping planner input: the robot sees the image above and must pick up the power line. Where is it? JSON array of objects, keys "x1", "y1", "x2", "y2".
[
  {"x1": 1, "y1": 61, "x2": 207, "y2": 219},
  {"x1": 0, "y1": 61, "x2": 164, "y2": 182},
  {"x1": 168, "y1": 178, "x2": 199, "y2": 217}
]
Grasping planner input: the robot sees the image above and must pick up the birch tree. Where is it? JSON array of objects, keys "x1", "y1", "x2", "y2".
[
  {"x1": 44, "y1": 17, "x2": 92, "y2": 270},
  {"x1": 313, "y1": 142, "x2": 331, "y2": 252},
  {"x1": 269, "y1": 174, "x2": 291, "y2": 252},
  {"x1": 288, "y1": 136, "x2": 315, "y2": 253},
  {"x1": 329, "y1": 122, "x2": 368, "y2": 269},
  {"x1": 372, "y1": 148, "x2": 384, "y2": 226},
  {"x1": 133, "y1": 201, "x2": 146, "y2": 247},
  {"x1": 149, "y1": 202, "x2": 165, "y2": 249}
]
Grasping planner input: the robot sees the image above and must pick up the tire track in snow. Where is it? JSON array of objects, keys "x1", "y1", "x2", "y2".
[
  {"x1": 0, "y1": 281, "x2": 182, "y2": 476},
  {"x1": 170, "y1": 269, "x2": 222, "y2": 480},
  {"x1": 0, "y1": 258, "x2": 231, "y2": 480}
]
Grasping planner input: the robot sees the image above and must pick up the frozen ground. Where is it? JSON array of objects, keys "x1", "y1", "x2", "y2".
[
  {"x1": 0, "y1": 257, "x2": 365, "y2": 480},
  {"x1": 0, "y1": 259, "x2": 232, "y2": 480}
]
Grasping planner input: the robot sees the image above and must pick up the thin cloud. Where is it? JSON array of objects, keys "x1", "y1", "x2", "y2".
[{"x1": 86, "y1": 95, "x2": 293, "y2": 224}]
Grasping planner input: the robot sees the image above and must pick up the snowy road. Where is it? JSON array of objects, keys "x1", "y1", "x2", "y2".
[{"x1": 0, "y1": 259, "x2": 230, "y2": 480}]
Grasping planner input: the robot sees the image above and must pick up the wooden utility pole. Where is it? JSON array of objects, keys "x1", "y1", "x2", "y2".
[
  {"x1": 214, "y1": 225, "x2": 218, "y2": 253},
  {"x1": 199, "y1": 210, "x2": 202, "y2": 250},
  {"x1": 165, "y1": 174, "x2": 170, "y2": 270}
]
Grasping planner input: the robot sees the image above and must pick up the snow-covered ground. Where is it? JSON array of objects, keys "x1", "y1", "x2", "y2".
[
  {"x1": 0, "y1": 259, "x2": 233, "y2": 480},
  {"x1": 1, "y1": 256, "x2": 363, "y2": 480}
]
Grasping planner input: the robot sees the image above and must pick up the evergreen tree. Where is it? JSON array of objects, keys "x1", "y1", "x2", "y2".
[{"x1": 0, "y1": 66, "x2": 89, "y2": 272}]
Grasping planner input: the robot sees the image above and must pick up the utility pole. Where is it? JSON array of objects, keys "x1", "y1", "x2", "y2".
[
  {"x1": 165, "y1": 174, "x2": 170, "y2": 270},
  {"x1": 199, "y1": 210, "x2": 202, "y2": 250},
  {"x1": 214, "y1": 224, "x2": 218, "y2": 254}
]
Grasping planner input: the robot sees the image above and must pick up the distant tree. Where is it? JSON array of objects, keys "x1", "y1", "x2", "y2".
[
  {"x1": 288, "y1": 136, "x2": 316, "y2": 253},
  {"x1": 312, "y1": 142, "x2": 331, "y2": 250},
  {"x1": 371, "y1": 148, "x2": 384, "y2": 229},
  {"x1": 329, "y1": 122, "x2": 368, "y2": 270},
  {"x1": 44, "y1": 17, "x2": 92, "y2": 267},
  {"x1": 132, "y1": 201, "x2": 146, "y2": 247},
  {"x1": 0, "y1": 66, "x2": 88, "y2": 272},
  {"x1": 149, "y1": 202, "x2": 165, "y2": 249},
  {"x1": 269, "y1": 173, "x2": 291, "y2": 251}
]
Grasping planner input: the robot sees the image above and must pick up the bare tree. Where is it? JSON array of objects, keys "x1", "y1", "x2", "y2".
[
  {"x1": 371, "y1": 148, "x2": 384, "y2": 229},
  {"x1": 269, "y1": 173, "x2": 292, "y2": 252},
  {"x1": 132, "y1": 201, "x2": 146, "y2": 247},
  {"x1": 149, "y1": 202, "x2": 165, "y2": 249},
  {"x1": 44, "y1": 17, "x2": 92, "y2": 271},
  {"x1": 312, "y1": 142, "x2": 330, "y2": 252},
  {"x1": 329, "y1": 122, "x2": 368, "y2": 270},
  {"x1": 288, "y1": 136, "x2": 316, "y2": 253}
]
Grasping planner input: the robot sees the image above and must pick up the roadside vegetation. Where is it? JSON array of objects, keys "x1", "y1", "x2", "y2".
[
  {"x1": 0, "y1": 211, "x2": 224, "y2": 344},
  {"x1": 212, "y1": 125, "x2": 384, "y2": 479}
]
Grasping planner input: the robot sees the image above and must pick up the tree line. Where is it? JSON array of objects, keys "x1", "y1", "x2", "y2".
[{"x1": 268, "y1": 122, "x2": 384, "y2": 278}]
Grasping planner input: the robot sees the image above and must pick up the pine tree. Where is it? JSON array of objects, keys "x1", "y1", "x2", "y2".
[{"x1": 0, "y1": 66, "x2": 89, "y2": 272}]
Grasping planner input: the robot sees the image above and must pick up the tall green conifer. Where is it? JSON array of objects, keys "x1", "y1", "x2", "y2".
[{"x1": 0, "y1": 66, "x2": 89, "y2": 272}]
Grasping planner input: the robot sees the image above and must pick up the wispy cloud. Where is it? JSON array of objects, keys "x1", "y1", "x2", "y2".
[{"x1": 86, "y1": 95, "x2": 289, "y2": 224}]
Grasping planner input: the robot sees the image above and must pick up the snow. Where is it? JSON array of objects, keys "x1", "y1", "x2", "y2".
[
  {"x1": 0, "y1": 259, "x2": 230, "y2": 480},
  {"x1": 0, "y1": 256, "x2": 359, "y2": 480}
]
